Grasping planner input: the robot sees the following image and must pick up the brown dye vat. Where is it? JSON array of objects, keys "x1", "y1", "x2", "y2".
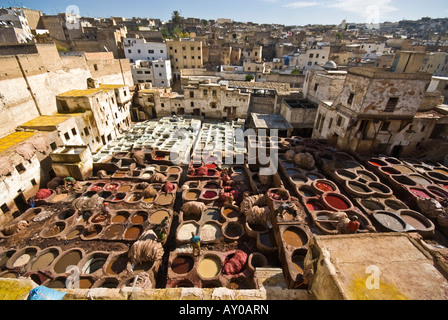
[
  {"x1": 168, "y1": 167, "x2": 181, "y2": 175},
  {"x1": 167, "y1": 174, "x2": 179, "y2": 182},
  {"x1": 131, "y1": 212, "x2": 148, "y2": 224},
  {"x1": 31, "y1": 250, "x2": 58, "y2": 271},
  {"x1": 384, "y1": 199, "x2": 407, "y2": 210},
  {"x1": 143, "y1": 196, "x2": 155, "y2": 203},
  {"x1": 291, "y1": 255, "x2": 305, "y2": 274},
  {"x1": 82, "y1": 254, "x2": 108, "y2": 274},
  {"x1": 282, "y1": 228, "x2": 307, "y2": 248},
  {"x1": 54, "y1": 250, "x2": 82, "y2": 274},
  {"x1": 171, "y1": 255, "x2": 194, "y2": 274},
  {"x1": 150, "y1": 210, "x2": 169, "y2": 224},
  {"x1": 117, "y1": 185, "x2": 132, "y2": 192},
  {"x1": 360, "y1": 199, "x2": 385, "y2": 211},
  {"x1": 83, "y1": 225, "x2": 102, "y2": 239},
  {"x1": 155, "y1": 193, "x2": 173, "y2": 205},
  {"x1": 106, "y1": 255, "x2": 129, "y2": 275},
  {"x1": 104, "y1": 224, "x2": 124, "y2": 238},
  {"x1": 133, "y1": 260, "x2": 153, "y2": 272},
  {"x1": 58, "y1": 209, "x2": 76, "y2": 220},
  {"x1": 45, "y1": 222, "x2": 65, "y2": 237},
  {"x1": 47, "y1": 277, "x2": 66, "y2": 288},
  {"x1": 124, "y1": 226, "x2": 142, "y2": 240},
  {"x1": 76, "y1": 277, "x2": 94, "y2": 289},
  {"x1": 112, "y1": 211, "x2": 129, "y2": 223}
]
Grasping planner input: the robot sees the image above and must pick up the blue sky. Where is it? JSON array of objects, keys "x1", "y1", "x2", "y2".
[{"x1": 6, "y1": 0, "x2": 448, "y2": 26}]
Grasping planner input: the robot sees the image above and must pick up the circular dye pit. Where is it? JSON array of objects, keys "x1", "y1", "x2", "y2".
[
  {"x1": 30, "y1": 249, "x2": 59, "y2": 272},
  {"x1": 381, "y1": 167, "x2": 401, "y2": 175},
  {"x1": 150, "y1": 210, "x2": 169, "y2": 224},
  {"x1": 124, "y1": 226, "x2": 143, "y2": 240},
  {"x1": 393, "y1": 165, "x2": 414, "y2": 174},
  {"x1": 53, "y1": 250, "x2": 83, "y2": 274},
  {"x1": 46, "y1": 277, "x2": 67, "y2": 289},
  {"x1": 324, "y1": 194, "x2": 350, "y2": 210},
  {"x1": 259, "y1": 231, "x2": 276, "y2": 248},
  {"x1": 222, "y1": 207, "x2": 239, "y2": 219},
  {"x1": 392, "y1": 175, "x2": 417, "y2": 186},
  {"x1": 427, "y1": 171, "x2": 448, "y2": 181},
  {"x1": 291, "y1": 175, "x2": 308, "y2": 184},
  {"x1": 11, "y1": 248, "x2": 38, "y2": 268},
  {"x1": 306, "y1": 200, "x2": 325, "y2": 211},
  {"x1": 155, "y1": 193, "x2": 174, "y2": 206},
  {"x1": 127, "y1": 193, "x2": 143, "y2": 203},
  {"x1": 184, "y1": 190, "x2": 200, "y2": 201},
  {"x1": 336, "y1": 169, "x2": 357, "y2": 180},
  {"x1": 75, "y1": 277, "x2": 95, "y2": 289},
  {"x1": 369, "y1": 159, "x2": 387, "y2": 167},
  {"x1": 409, "y1": 188, "x2": 431, "y2": 199},
  {"x1": 43, "y1": 222, "x2": 66, "y2": 237},
  {"x1": 81, "y1": 253, "x2": 108, "y2": 275},
  {"x1": 178, "y1": 223, "x2": 199, "y2": 241},
  {"x1": 356, "y1": 170, "x2": 378, "y2": 182},
  {"x1": 398, "y1": 211, "x2": 430, "y2": 230},
  {"x1": 0, "y1": 250, "x2": 15, "y2": 269},
  {"x1": 282, "y1": 227, "x2": 308, "y2": 248},
  {"x1": 427, "y1": 186, "x2": 448, "y2": 199},
  {"x1": 202, "y1": 190, "x2": 218, "y2": 199},
  {"x1": 104, "y1": 224, "x2": 124, "y2": 238},
  {"x1": 202, "y1": 208, "x2": 221, "y2": 221},
  {"x1": 368, "y1": 182, "x2": 392, "y2": 196},
  {"x1": 348, "y1": 181, "x2": 372, "y2": 194},
  {"x1": 112, "y1": 193, "x2": 126, "y2": 202},
  {"x1": 131, "y1": 212, "x2": 148, "y2": 224},
  {"x1": 291, "y1": 249, "x2": 307, "y2": 275},
  {"x1": 167, "y1": 167, "x2": 181, "y2": 175},
  {"x1": 315, "y1": 212, "x2": 338, "y2": 232},
  {"x1": 200, "y1": 222, "x2": 222, "y2": 241},
  {"x1": 83, "y1": 225, "x2": 103, "y2": 239},
  {"x1": 105, "y1": 255, "x2": 129, "y2": 275},
  {"x1": 384, "y1": 199, "x2": 407, "y2": 211},
  {"x1": 224, "y1": 222, "x2": 243, "y2": 238},
  {"x1": 372, "y1": 211, "x2": 407, "y2": 232},
  {"x1": 198, "y1": 256, "x2": 221, "y2": 279},
  {"x1": 58, "y1": 209, "x2": 76, "y2": 220},
  {"x1": 409, "y1": 175, "x2": 432, "y2": 186},
  {"x1": 314, "y1": 181, "x2": 336, "y2": 192},
  {"x1": 171, "y1": 255, "x2": 194, "y2": 274},
  {"x1": 112, "y1": 211, "x2": 130, "y2": 223}
]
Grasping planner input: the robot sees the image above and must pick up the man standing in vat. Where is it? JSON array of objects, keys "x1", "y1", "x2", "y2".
[{"x1": 190, "y1": 232, "x2": 201, "y2": 256}]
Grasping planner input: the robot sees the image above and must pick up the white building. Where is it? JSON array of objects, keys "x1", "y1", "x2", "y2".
[
  {"x1": 291, "y1": 46, "x2": 330, "y2": 72},
  {"x1": 131, "y1": 59, "x2": 172, "y2": 88},
  {"x1": 124, "y1": 37, "x2": 167, "y2": 63},
  {"x1": 0, "y1": 8, "x2": 34, "y2": 43}
]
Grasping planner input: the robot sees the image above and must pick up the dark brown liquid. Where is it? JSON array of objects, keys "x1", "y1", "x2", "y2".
[{"x1": 171, "y1": 256, "x2": 194, "y2": 274}]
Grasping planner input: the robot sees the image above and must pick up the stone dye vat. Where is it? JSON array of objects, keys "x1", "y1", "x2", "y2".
[
  {"x1": 6, "y1": 246, "x2": 40, "y2": 269},
  {"x1": 397, "y1": 210, "x2": 435, "y2": 239},
  {"x1": 171, "y1": 255, "x2": 195, "y2": 275},
  {"x1": 197, "y1": 255, "x2": 222, "y2": 279},
  {"x1": 371, "y1": 211, "x2": 408, "y2": 233},
  {"x1": 40, "y1": 221, "x2": 66, "y2": 238},
  {"x1": 149, "y1": 209, "x2": 170, "y2": 225},
  {"x1": 105, "y1": 253, "x2": 129, "y2": 276},
  {"x1": 80, "y1": 252, "x2": 109, "y2": 276},
  {"x1": 282, "y1": 226, "x2": 309, "y2": 248},
  {"x1": 30, "y1": 247, "x2": 61, "y2": 272},
  {"x1": 199, "y1": 221, "x2": 223, "y2": 242},
  {"x1": 51, "y1": 248, "x2": 84, "y2": 275}
]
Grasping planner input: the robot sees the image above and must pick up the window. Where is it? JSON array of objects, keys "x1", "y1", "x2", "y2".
[
  {"x1": 182, "y1": 46, "x2": 186, "y2": 50},
  {"x1": 93, "y1": 64, "x2": 98, "y2": 71},
  {"x1": 16, "y1": 163, "x2": 26, "y2": 174},
  {"x1": 1, "y1": 204, "x2": 9, "y2": 214},
  {"x1": 328, "y1": 118, "x2": 333, "y2": 129},
  {"x1": 198, "y1": 56, "x2": 201, "y2": 60},
  {"x1": 137, "y1": 71, "x2": 143, "y2": 74},
  {"x1": 316, "y1": 54, "x2": 319, "y2": 58},
  {"x1": 155, "y1": 64, "x2": 159, "y2": 68},
  {"x1": 192, "y1": 56, "x2": 195, "y2": 59},
  {"x1": 191, "y1": 102, "x2": 194, "y2": 107},
  {"x1": 160, "y1": 50, "x2": 164, "y2": 53},
  {"x1": 380, "y1": 121, "x2": 390, "y2": 132},
  {"x1": 385, "y1": 97, "x2": 399, "y2": 112},
  {"x1": 84, "y1": 127, "x2": 90, "y2": 136},
  {"x1": 212, "y1": 90, "x2": 217, "y2": 96},
  {"x1": 50, "y1": 142, "x2": 57, "y2": 150},
  {"x1": 314, "y1": 83, "x2": 319, "y2": 91},
  {"x1": 148, "y1": 50, "x2": 154, "y2": 54},
  {"x1": 337, "y1": 116, "x2": 343, "y2": 127},
  {"x1": 203, "y1": 89, "x2": 208, "y2": 96},
  {"x1": 145, "y1": 71, "x2": 151, "y2": 74},
  {"x1": 190, "y1": 91, "x2": 194, "y2": 98},
  {"x1": 307, "y1": 62, "x2": 312, "y2": 66},
  {"x1": 161, "y1": 103, "x2": 165, "y2": 108},
  {"x1": 138, "y1": 49, "x2": 141, "y2": 54},
  {"x1": 309, "y1": 53, "x2": 314, "y2": 58},
  {"x1": 159, "y1": 73, "x2": 162, "y2": 76},
  {"x1": 31, "y1": 179, "x2": 37, "y2": 186},
  {"x1": 128, "y1": 49, "x2": 132, "y2": 53},
  {"x1": 211, "y1": 102, "x2": 217, "y2": 109},
  {"x1": 64, "y1": 132, "x2": 70, "y2": 140},
  {"x1": 71, "y1": 128, "x2": 77, "y2": 136},
  {"x1": 348, "y1": 93, "x2": 354, "y2": 105},
  {"x1": 191, "y1": 46, "x2": 194, "y2": 50}
]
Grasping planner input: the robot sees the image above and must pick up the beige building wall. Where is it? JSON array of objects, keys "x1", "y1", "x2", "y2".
[{"x1": 167, "y1": 39, "x2": 203, "y2": 74}]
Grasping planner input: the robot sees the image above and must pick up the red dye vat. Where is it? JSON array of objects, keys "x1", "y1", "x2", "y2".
[
  {"x1": 306, "y1": 201, "x2": 324, "y2": 211},
  {"x1": 369, "y1": 161, "x2": 382, "y2": 166},
  {"x1": 203, "y1": 191, "x2": 217, "y2": 199},
  {"x1": 410, "y1": 189, "x2": 431, "y2": 199},
  {"x1": 90, "y1": 186, "x2": 102, "y2": 192},
  {"x1": 316, "y1": 182, "x2": 334, "y2": 192},
  {"x1": 325, "y1": 195, "x2": 349, "y2": 210}
]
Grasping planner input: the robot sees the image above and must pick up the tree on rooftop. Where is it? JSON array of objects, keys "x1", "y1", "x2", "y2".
[{"x1": 171, "y1": 10, "x2": 182, "y2": 25}]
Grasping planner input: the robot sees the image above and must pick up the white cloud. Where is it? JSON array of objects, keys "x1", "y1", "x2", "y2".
[{"x1": 326, "y1": 0, "x2": 398, "y2": 17}]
